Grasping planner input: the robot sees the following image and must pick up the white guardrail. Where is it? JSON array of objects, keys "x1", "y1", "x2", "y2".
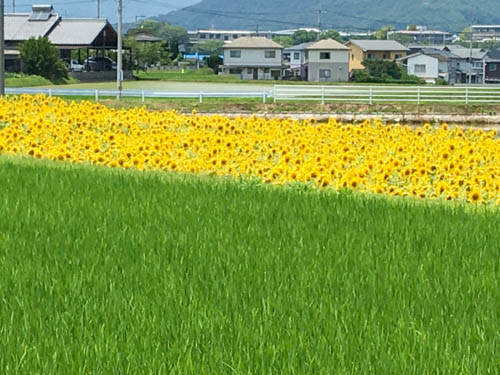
[
  {"x1": 274, "y1": 85, "x2": 500, "y2": 104},
  {"x1": 5, "y1": 87, "x2": 273, "y2": 103}
]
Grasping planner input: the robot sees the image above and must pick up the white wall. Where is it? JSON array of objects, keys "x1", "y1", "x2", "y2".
[
  {"x1": 407, "y1": 54, "x2": 438, "y2": 79},
  {"x1": 307, "y1": 50, "x2": 349, "y2": 63},
  {"x1": 224, "y1": 48, "x2": 282, "y2": 66}
]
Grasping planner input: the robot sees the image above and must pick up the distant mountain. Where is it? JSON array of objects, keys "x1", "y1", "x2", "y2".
[
  {"x1": 6, "y1": 0, "x2": 199, "y2": 24},
  {"x1": 159, "y1": 0, "x2": 500, "y2": 32}
]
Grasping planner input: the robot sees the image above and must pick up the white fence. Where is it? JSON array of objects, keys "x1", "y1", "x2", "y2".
[
  {"x1": 274, "y1": 85, "x2": 500, "y2": 104},
  {"x1": 5, "y1": 88, "x2": 272, "y2": 103}
]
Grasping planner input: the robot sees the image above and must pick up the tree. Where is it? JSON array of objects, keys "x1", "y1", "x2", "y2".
[
  {"x1": 320, "y1": 30, "x2": 343, "y2": 43},
  {"x1": 362, "y1": 59, "x2": 402, "y2": 80},
  {"x1": 292, "y1": 30, "x2": 318, "y2": 45},
  {"x1": 389, "y1": 33, "x2": 414, "y2": 45},
  {"x1": 193, "y1": 40, "x2": 224, "y2": 55},
  {"x1": 204, "y1": 54, "x2": 223, "y2": 73},
  {"x1": 136, "y1": 20, "x2": 188, "y2": 56},
  {"x1": 125, "y1": 37, "x2": 169, "y2": 70},
  {"x1": 373, "y1": 25, "x2": 395, "y2": 40},
  {"x1": 19, "y1": 37, "x2": 67, "y2": 81},
  {"x1": 273, "y1": 36, "x2": 293, "y2": 48}
]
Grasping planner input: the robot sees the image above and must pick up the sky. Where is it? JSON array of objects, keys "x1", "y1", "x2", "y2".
[{"x1": 6, "y1": 0, "x2": 200, "y2": 23}]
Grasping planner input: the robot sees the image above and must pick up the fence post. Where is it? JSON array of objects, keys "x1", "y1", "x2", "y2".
[
  {"x1": 199, "y1": 92, "x2": 203, "y2": 103},
  {"x1": 95, "y1": 90, "x2": 99, "y2": 102},
  {"x1": 369, "y1": 87, "x2": 373, "y2": 105},
  {"x1": 48, "y1": 89, "x2": 52, "y2": 97},
  {"x1": 465, "y1": 87, "x2": 469, "y2": 105},
  {"x1": 417, "y1": 87, "x2": 420, "y2": 105},
  {"x1": 321, "y1": 86, "x2": 325, "y2": 105},
  {"x1": 141, "y1": 90, "x2": 145, "y2": 103},
  {"x1": 262, "y1": 92, "x2": 266, "y2": 103},
  {"x1": 273, "y1": 85, "x2": 277, "y2": 104}
]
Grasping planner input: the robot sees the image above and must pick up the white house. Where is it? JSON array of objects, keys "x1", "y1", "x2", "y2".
[
  {"x1": 283, "y1": 42, "x2": 313, "y2": 79},
  {"x1": 399, "y1": 48, "x2": 460, "y2": 84},
  {"x1": 305, "y1": 39, "x2": 350, "y2": 82},
  {"x1": 219, "y1": 37, "x2": 284, "y2": 80}
]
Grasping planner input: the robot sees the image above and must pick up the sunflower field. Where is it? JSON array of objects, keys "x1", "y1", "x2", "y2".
[{"x1": 1, "y1": 95, "x2": 500, "y2": 204}]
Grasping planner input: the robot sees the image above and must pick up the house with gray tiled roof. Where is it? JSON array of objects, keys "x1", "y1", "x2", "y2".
[
  {"x1": 305, "y1": 39, "x2": 350, "y2": 82},
  {"x1": 4, "y1": 5, "x2": 117, "y2": 73},
  {"x1": 345, "y1": 39, "x2": 409, "y2": 72},
  {"x1": 219, "y1": 37, "x2": 284, "y2": 80},
  {"x1": 483, "y1": 49, "x2": 500, "y2": 84},
  {"x1": 283, "y1": 42, "x2": 313, "y2": 79},
  {"x1": 398, "y1": 48, "x2": 460, "y2": 84}
]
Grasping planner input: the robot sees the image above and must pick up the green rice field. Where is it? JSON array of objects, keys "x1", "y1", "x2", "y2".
[{"x1": 0, "y1": 157, "x2": 499, "y2": 374}]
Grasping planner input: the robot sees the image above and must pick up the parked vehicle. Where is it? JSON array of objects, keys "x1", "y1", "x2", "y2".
[
  {"x1": 66, "y1": 59, "x2": 85, "y2": 72},
  {"x1": 84, "y1": 57, "x2": 116, "y2": 71}
]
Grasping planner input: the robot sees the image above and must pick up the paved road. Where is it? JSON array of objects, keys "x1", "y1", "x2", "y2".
[{"x1": 41, "y1": 80, "x2": 275, "y2": 93}]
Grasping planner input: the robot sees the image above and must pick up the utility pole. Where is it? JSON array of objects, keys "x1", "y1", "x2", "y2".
[
  {"x1": 117, "y1": 0, "x2": 123, "y2": 100},
  {"x1": 1, "y1": 0, "x2": 5, "y2": 96},
  {"x1": 316, "y1": 8, "x2": 322, "y2": 41},
  {"x1": 97, "y1": 0, "x2": 99, "y2": 18},
  {"x1": 468, "y1": 24, "x2": 473, "y2": 85}
]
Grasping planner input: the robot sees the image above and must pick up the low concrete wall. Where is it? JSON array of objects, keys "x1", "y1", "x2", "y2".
[{"x1": 70, "y1": 71, "x2": 135, "y2": 82}]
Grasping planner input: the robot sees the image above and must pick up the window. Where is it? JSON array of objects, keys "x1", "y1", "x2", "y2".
[
  {"x1": 395, "y1": 54, "x2": 401, "y2": 59},
  {"x1": 320, "y1": 52, "x2": 331, "y2": 59},
  {"x1": 264, "y1": 68, "x2": 270, "y2": 73},
  {"x1": 229, "y1": 50, "x2": 241, "y2": 58},
  {"x1": 216, "y1": 34, "x2": 221, "y2": 39},
  {"x1": 319, "y1": 69, "x2": 331, "y2": 78},
  {"x1": 294, "y1": 52, "x2": 300, "y2": 60},
  {"x1": 489, "y1": 63, "x2": 497, "y2": 71},
  {"x1": 367, "y1": 53, "x2": 373, "y2": 59},
  {"x1": 383, "y1": 53, "x2": 388, "y2": 59},
  {"x1": 415, "y1": 64, "x2": 426, "y2": 73},
  {"x1": 229, "y1": 68, "x2": 242, "y2": 74},
  {"x1": 209, "y1": 34, "x2": 214, "y2": 39},
  {"x1": 200, "y1": 34, "x2": 206, "y2": 39},
  {"x1": 233, "y1": 34, "x2": 238, "y2": 39},
  {"x1": 224, "y1": 35, "x2": 229, "y2": 41},
  {"x1": 265, "y1": 50, "x2": 276, "y2": 58},
  {"x1": 247, "y1": 68, "x2": 252, "y2": 74}
]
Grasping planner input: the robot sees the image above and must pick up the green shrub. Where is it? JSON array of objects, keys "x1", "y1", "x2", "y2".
[{"x1": 19, "y1": 37, "x2": 68, "y2": 81}]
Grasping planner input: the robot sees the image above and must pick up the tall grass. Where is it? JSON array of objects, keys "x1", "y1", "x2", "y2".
[{"x1": 0, "y1": 157, "x2": 498, "y2": 374}]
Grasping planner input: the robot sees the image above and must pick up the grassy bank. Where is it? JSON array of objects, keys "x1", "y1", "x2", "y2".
[
  {"x1": 5, "y1": 73, "x2": 53, "y2": 87},
  {"x1": 6, "y1": 73, "x2": 79, "y2": 88},
  {"x1": 94, "y1": 97, "x2": 500, "y2": 116},
  {"x1": 0, "y1": 157, "x2": 498, "y2": 374}
]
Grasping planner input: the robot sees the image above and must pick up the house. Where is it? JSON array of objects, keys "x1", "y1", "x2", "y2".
[
  {"x1": 5, "y1": 5, "x2": 119, "y2": 77},
  {"x1": 273, "y1": 28, "x2": 320, "y2": 37},
  {"x1": 398, "y1": 48, "x2": 460, "y2": 84},
  {"x1": 387, "y1": 30, "x2": 455, "y2": 45},
  {"x1": 283, "y1": 42, "x2": 313, "y2": 79},
  {"x1": 345, "y1": 40, "x2": 409, "y2": 72},
  {"x1": 219, "y1": 37, "x2": 284, "y2": 80},
  {"x1": 188, "y1": 30, "x2": 275, "y2": 45},
  {"x1": 483, "y1": 49, "x2": 500, "y2": 84},
  {"x1": 305, "y1": 39, "x2": 350, "y2": 82},
  {"x1": 443, "y1": 45, "x2": 487, "y2": 84},
  {"x1": 471, "y1": 25, "x2": 500, "y2": 42}
]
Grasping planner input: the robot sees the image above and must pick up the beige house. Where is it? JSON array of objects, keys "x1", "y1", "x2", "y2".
[
  {"x1": 219, "y1": 37, "x2": 284, "y2": 80},
  {"x1": 345, "y1": 40, "x2": 409, "y2": 72},
  {"x1": 305, "y1": 39, "x2": 350, "y2": 82}
]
